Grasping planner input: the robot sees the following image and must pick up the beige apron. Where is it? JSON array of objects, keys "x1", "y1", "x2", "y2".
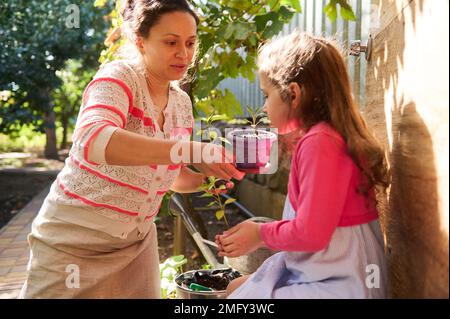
[{"x1": 18, "y1": 204, "x2": 161, "y2": 299}]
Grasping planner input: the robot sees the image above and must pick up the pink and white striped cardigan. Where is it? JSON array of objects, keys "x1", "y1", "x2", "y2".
[{"x1": 45, "y1": 59, "x2": 193, "y2": 239}]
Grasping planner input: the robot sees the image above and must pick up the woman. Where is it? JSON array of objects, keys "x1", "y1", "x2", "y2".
[{"x1": 19, "y1": 0, "x2": 244, "y2": 298}]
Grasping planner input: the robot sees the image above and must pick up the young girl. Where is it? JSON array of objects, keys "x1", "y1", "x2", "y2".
[
  {"x1": 19, "y1": 0, "x2": 243, "y2": 299},
  {"x1": 216, "y1": 31, "x2": 390, "y2": 299}
]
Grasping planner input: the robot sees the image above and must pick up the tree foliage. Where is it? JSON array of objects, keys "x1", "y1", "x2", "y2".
[
  {"x1": 190, "y1": 0, "x2": 354, "y2": 119},
  {"x1": 0, "y1": 0, "x2": 112, "y2": 155}
]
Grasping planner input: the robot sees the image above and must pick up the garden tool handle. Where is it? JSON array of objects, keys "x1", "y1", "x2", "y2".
[
  {"x1": 192, "y1": 232, "x2": 224, "y2": 269},
  {"x1": 202, "y1": 239, "x2": 219, "y2": 248}
]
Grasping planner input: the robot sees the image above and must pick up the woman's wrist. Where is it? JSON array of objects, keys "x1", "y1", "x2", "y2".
[
  {"x1": 194, "y1": 170, "x2": 208, "y2": 189},
  {"x1": 182, "y1": 166, "x2": 207, "y2": 192}
]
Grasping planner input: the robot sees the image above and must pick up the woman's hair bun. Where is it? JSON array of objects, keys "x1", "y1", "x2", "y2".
[{"x1": 121, "y1": 0, "x2": 135, "y2": 21}]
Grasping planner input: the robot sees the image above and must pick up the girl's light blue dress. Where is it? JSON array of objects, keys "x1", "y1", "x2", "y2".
[{"x1": 228, "y1": 197, "x2": 388, "y2": 299}]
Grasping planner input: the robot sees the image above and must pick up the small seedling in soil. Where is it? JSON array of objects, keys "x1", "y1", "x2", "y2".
[
  {"x1": 198, "y1": 177, "x2": 236, "y2": 229},
  {"x1": 246, "y1": 105, "x2": 269, "y2": 130},
  {"x1": 197, "y1": 113, "x2": 231, "y2": 145},
  {"x1": 197, "y1": 115, "x2": 238, "y2": 229}
]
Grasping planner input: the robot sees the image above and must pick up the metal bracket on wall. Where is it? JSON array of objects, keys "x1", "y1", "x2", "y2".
[{"x1": 349, "y1": 35, "x2": 373, "y2": 62}]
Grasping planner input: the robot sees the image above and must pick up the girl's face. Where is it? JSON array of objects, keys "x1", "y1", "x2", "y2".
[
  {"x1": 259, "y1": 72, "x2": 301, "y2": 135},
  {"x1": 138, "y1": 11, "x2": 197, "y2": 81}
]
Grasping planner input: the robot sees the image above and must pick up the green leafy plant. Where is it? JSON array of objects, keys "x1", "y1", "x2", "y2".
[
  {"x1": 198, "y1": 176, "x2": 236, "y2": 228},
  {"x1": 324, "y1": 0, "x2": 357, "y2": 22},
  {"x1": 53, "y1": 59, "x2": 96, "y2": 149},
  {"x1": 195, "y1": 114, "x2": 237, "y2": 228},
  {"x1": 0, "y1": 0, "x2": 113, "y2": 158},
  {"x1": 197, "y1": 113, "x2": 231, "y2": 145},
  {"x1": 191, "y1": 1, "x2": 303, "y2": 119},
  {"x1": 201, "y1": 263, "x2": 212, "y2": 270},
  {"x1": 191, "y1": 0, "x2": 354, "y2": 119},
  {"x1": 159, "y1": 255, "x2": 187, "y2": 299},
  {"x1": 156, "y1": 190, "x2": 175, "y2": 218}
]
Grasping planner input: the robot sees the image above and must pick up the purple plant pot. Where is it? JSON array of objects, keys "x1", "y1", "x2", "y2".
[{"x1": 227, "y1": 128, "x2": 277, "y2": 173}]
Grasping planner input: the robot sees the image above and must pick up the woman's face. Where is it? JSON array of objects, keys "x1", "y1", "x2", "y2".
[
  {"x1": 139, "y1": 11, "x2": 197, "y2": 81},
  {"x1": 259, "y1": 72, "x2": 301, "y2": 135}
]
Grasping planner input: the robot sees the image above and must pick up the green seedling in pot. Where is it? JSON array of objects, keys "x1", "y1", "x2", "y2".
[
  {"x1": 197, "y1": 113, "x2": 231, "y2": 145},
  {"x1": 245, "y1": 105, "x2": 269, "y2": 129}
]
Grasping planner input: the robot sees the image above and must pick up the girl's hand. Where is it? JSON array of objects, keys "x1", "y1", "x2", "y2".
[
  {"x1": 216, "y1": 221, "x2": 265, "y2": 258},
  {"x1": 191, "y1": 143, "x2": 245, "y2": 181},
  {"x1": 215, "y1": 234, "x2": 224, "y2": 252}
]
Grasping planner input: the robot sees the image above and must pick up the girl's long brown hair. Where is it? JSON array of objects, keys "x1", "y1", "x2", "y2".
[{"x1": 258, "y1": 31, "x2": 390, "y2": 201}]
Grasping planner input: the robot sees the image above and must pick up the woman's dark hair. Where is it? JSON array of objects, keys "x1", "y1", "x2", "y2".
[{"x1": 121, "y1": 0, "x2": 199, "y2": 40}]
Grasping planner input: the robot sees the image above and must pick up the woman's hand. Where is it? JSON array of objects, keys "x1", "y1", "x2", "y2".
[
  {"x1": 191, "y1": 143, "x2": 245, "y2": 181},
  {"x1": 215, "y1": 220, "x2": 265, "y2": 258}
]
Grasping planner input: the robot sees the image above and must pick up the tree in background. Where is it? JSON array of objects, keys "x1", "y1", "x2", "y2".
[
  {"x1": 52, "y1": 60, "x2": 96, "y2": 150},
  {"x1": 0, "y1": 0, "x2": 112, "y2": 158}
]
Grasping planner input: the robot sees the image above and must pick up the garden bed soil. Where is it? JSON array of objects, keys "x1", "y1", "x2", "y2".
[{"x1": 178, "y1": 268, "x2": 242, "y2": 291}]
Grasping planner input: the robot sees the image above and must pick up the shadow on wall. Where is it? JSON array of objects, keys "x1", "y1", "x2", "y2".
[
  {"x1": 388, "y1": 102, "x2": 448, "y2": 298},
  {"x1": 366, "y1": 0, "x2": 448, "y2": 298}
]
